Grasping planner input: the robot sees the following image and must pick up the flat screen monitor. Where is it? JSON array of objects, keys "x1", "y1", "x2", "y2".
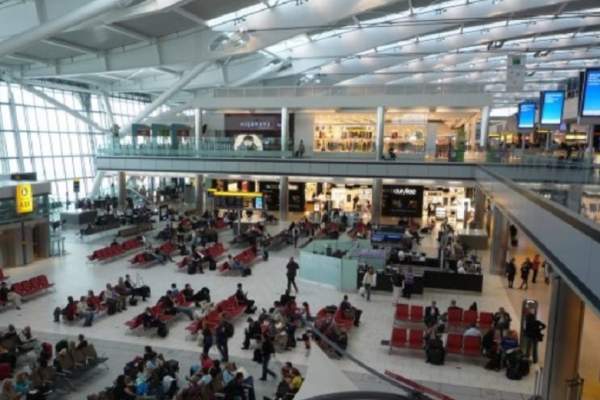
[
  {"x1": 254, "y1": 197, "x2": 263, "y2": 210},
  {"x1": 539, "y1": 90, "x2": 565, "y2": 125},
  {"x1": 518, "y1": 102, "x2": 536, "y2": 129},
  {"x1": 580, "y1": 68, "x2": 600, "y2": 117}
]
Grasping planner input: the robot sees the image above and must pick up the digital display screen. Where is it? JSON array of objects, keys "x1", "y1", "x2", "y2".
[
  {"x1": 254, "y1": 197, "x2": 263, "y2": 210},
  {"x1": 540, "y1": 91, "x2": 565, "y2": 125},
  {"x1": 518, "y1": 102, "x2": 536, "y2": 129},
  {"x1": 581, "y1": 68, "x2": 600, "y2": 117}
]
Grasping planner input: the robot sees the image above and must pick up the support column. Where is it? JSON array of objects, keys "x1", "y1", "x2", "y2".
[
  {"x1": 281, "y1": 107, "x2": 289, "y2": 157},
  {"x1": 585, "y1": 124, "x2": 594, "y2": 163},
  {"x1": 279, "y1": 176, "x2": 289, "y2": 222},
  {"x1": 118, "y1": 171, "x2": 126, "y2": 210},
  {"x1": 195, "y1": 174, "x2": 205, "y2": 212},
  {"x1": 472, "y1": 186, "x2": 486, "y2": 229},
  {"x1": 480, "y1": 106, "x2": 491, "y2": 148},
  {"x1": 541, "y1": 277, "x2": 585, "y2": 400},
  {"x1": 194, "y1": 108, "x2": 201, "y2": 152},
  {"x1": 488, "y1": 205, "x2": 508, "y2": 274},
  {"x1": 566, "y1": 184, "x2": 583, "y2": 215},
  {"x1": 6, "y1": 83, "x2": 24, "y2": 172},
  {"x1": 371, "y1": 178, "x2": 382, "y2": 225},
  {"x1": 425, "y1": 123, "x2": 437, "y2": 159},
  {"x1": 375, "y1": 106, "x2": 385, "y2": 161}
]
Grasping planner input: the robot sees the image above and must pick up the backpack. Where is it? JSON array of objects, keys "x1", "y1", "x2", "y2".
[
  {"x1": 157, "y1": 323, "x2": 169, "y2": 338},
  {"x1": 129, "y1": 297, "x2": 138, "y2": 306},
  {"x1": 506, "y1": 365, "x2": 522, "y2": 380},
  {"x1": 223, "y1": 321, "x2": 234, "y2": 339}
]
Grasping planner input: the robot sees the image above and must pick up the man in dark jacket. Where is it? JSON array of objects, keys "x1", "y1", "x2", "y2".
[
  {"x1": 286, "y1": 258, "x2": 300, "y2": 293},
  {"x1": 505, "y1": 258, "x2": 516, "y2": 289},
  {"x1": 524, "y1": 310, "x2": 546, "y2": 363},
  {"x1": 216, "y1": 317, "x2": 233, "y2": 362}
]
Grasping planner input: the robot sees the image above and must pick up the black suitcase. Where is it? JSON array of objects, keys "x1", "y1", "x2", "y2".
[{"x1": 157, "y1": 323, "x2": 169, "y2": 338}]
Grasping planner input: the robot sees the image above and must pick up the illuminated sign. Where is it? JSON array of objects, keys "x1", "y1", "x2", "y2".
[
  {"x1": 16, "y1": 183, "x2": 33, "y2": 214},
  {"x1": 539, "y1": 91, "x2": 565, "y2": 126},
  {"x1": 580, "y1": 68, "x2": 600, "y2": 117},
  {"x1": 518, "y1": 102, "x2": 536, "y2": 129}
]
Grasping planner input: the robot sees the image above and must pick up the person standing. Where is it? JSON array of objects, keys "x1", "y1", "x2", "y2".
[
  {"x1": 201, "y1": 321, "x2": 213, "y2": 357},
  {"x1": 531, "y1": 254, "x2": 541, "y2": 283},
  {"x1": 0, "y1": 282, "x2": 21, "y2": 310},
  {"x1": 361, "y1": 266, "x2": 377, "y2": 302},
  {"x1": 524, "y1": 310, "x2": 546, "y2": 364},
  {"x1": 259, "y1": 335, "x2": 277, "y2": 381},
  {"x1": 286, "y1": 257, "x2": 300, "y2": 293},
  {"x1": 403, "y1": 267, "x2": 414, "y2": 299},
  {"x1": 391, "y1": 267, "x2": 403, "y2": 305},
  {"x1": 215, "y1": 316, "x2": 233, "y2": 362},
  {"x1": 519, "y1": 258, "x2": 531, "y2": 290},
  {"x1": 505, "y1": 258, "x2": 516, "y2": 289}
]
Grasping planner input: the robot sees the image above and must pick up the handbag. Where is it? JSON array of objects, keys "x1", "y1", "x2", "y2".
[{"x1": 358, "y1": 286, "x2": 366, "y2": 296}]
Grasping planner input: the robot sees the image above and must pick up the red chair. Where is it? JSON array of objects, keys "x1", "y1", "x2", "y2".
[
  {"x1": 408, "y1": 329, "x2": 424, "y2": 349},
  {"x1": 0, "y1": 363, "x2": 11, "y2": 380},
  {"x1": 463, "y1": 336, "x2": 482, "y2": 356},
  {"x1": 409, "y1": 305, "x2": 424, "y2": 322},
  {"x1": 479, "y1": 312, "x2": 493, "y2": 329},
  {"x1": 395, "y1": 304, "x2": 409, "y2": 321},
  {"x1": 446, "y1": 333, "x2": 463, "y2": 354},
  {"x1": 447, "y1": 308, "x2": 463, "y2": 326},
  {"x1": 462, "y1": 310, "x2": 478, "y2": 326},
  {"x1": 389, "y1": 328, "x2": 407, "y2": 352}
]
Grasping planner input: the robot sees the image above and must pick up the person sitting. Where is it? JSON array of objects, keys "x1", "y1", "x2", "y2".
[
  {"x1": 235, "y1": 283, "x2": 256, "y2": 314},
  {"x1": 158, "y1": 291, "x2": 180, "y2": 317},
  {"x1": 62, "y1": 296, "x2": 79, "y2": 321},
  {"x1": 114, "y1": 278, "x2": 129, "y2": 311},
  {"x1": 339, "y1": 295, "x2": 362, "y2": 327},
  {"x1": 182, "y1": 284, "x2": 195, "y2": 303},
  {"x1": 493, "y1": 307, "x2": 512, "y2": 336},
  {"x1": 77, "y1": 296, "x2": 95, "y2": 327},
  {"x1": 124, "y1": 275, "x2": 149, "y2": 301},
  {"x1": 0, "y1": 282, "x2": 21, "y2": 311},
  {"x1": 104, "y1": 284, "x2": 122, "y2": 314},
  {"x1": 141, "y1": 308, "x2": 161, "y2": 330},
  {"x1": 464, "y1": 324, "x2": 482, "y2": 337}
]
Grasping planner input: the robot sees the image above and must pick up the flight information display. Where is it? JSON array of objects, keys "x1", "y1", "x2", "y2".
[
  {"x1": 540, "y1": 91, "x2": 565, "y2": 125},
  {"x1": 581, "y1": 68, "x2": 600, "y2": 117},
  {"x1": 518, "y1": 102, "x2": 536, "y2": 129}
]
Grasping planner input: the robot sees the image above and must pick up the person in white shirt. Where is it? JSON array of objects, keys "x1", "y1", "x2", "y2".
[
  {"x1": 361, "y1": 266, "x2": 377, "y2": 301},
  {"x1": 464, "y1": 324, "x2": 482, "y2": 337},
  {"x1": 397, "y1": 249, "x2": 405, "y2": 262},
  {"x1": 457, "y1": 258, "x2": 466, "y2": 274}
]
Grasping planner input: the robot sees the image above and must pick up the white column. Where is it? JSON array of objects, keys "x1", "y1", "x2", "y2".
[
  {"x1": 194, "y1": 108, "x2": 201, "y2": 152},
  {"x1": 281, "y1": 107, "x2": 289, "y2": 157},
  {"x1": 118, "y1": 171, "x2": 126, "y2": 209},
  {"x1": 480, "y1": 106, "x2": 491, "y2": 148},
  {"x1": 195, "y1": 174, "x2": 204, "y2": 212},
  {"x1": 371, "y1": 178, "x2": 382, "y2": 225},
  {"x1": 425, "y1": 123, "x2": 437, "y2": 159},
  {"x1": 6, "y1": 84, "x2": 24, "y2": 172},
  {"x1": 375, "y1": 106, "x2": 385, "y2": 161}
]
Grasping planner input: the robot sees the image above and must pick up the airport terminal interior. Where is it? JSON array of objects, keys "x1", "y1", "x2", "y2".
[{"x1": 1, "y1": 1, "x2": 600, "y2": 400}]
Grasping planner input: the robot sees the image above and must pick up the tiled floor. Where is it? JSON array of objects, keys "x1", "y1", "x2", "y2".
[{"x1": 2, "y1": 219, "x2": 540, "y2": 398}]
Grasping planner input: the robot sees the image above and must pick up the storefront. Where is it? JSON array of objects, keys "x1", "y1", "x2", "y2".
[
  {"x1": 382, "y1": 185, "x2": 424, "y2": 218},
  {"x1": 423, "y1": 187, "x2": 474, "y2": 223},
  {"x1": 312, "y1": 112, "x2": 427, "y2": 154}
]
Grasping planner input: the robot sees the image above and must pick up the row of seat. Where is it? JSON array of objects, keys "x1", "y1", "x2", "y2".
[
  {"x1": 129, "y1": 241, "x2": 177, "y2": 267},
  {"x1": 315, "y1": 306, "x2": 355, "y2": 333},
  {"x1": 176, "y1": 242, "x2": 227, "y2": 270},
  {"x1": 126, "y1": 292, "x2": 191, "y2": 331},
  {"x1": 186, "y1": 295, "x2": 247, "y2": 335},
  {"x1": 395, "y1": 304, "x2": 493, "y2": 329},
  {"x1": 6, "y1": 275, "x2": 54, "y2": 300},
  {"x1": 218, "y1": 247, "x2": 259, "y2": 273},
  {"x1": 87, "y1": 238, "x2": 143, "y2": 262},
  {"x1": 389, "y1": 328, "x2": 482, "y2": 356}
]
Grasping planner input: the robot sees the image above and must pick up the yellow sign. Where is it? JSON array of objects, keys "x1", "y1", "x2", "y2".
[
  {"x1": 16, "y1": 183, "x2": 33, "y2": 214},
  {"x1": 207, "y1": 189, "x2": 263, "y2": 198}
]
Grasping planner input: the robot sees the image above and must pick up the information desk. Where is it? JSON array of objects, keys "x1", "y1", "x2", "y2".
[
  {"x1": 357, "y1": 270, "x2": 424, "y2": 295},
  {"x1": 423, "y1": 270, "x2": 483, "y2": 292}
]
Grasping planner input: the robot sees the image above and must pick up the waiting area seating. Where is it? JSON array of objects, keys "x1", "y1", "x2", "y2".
[
  {"x1": 1, "y1": 275, "x2": 54, "y2": 309},
  {"x1": 218, "y1": 247, "x2": 259, "y2": 274},
  {"x1": 186, "y1": 295, "x2": 247, "y2": 336},
  {"x1": 126, "y1": 292, "x2": 192, "y2": 335},
  {"x1": 129, "y1": 241, "x2": 177, "y2": 267},
  {"x1": 394, "y1": 303, "x2": 494, "y2": 329},
  {"x1": 116, "y1": 222, "x2": 153, "y2": 238},
  {"x1": 87, "y1": 238, "x2": 144, "y2": 262}
]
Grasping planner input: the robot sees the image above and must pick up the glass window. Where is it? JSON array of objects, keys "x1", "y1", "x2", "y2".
[
  {"x1": 4, "y1": 131, "x2": 17, "y2": 157},
  {"x1": 1, "y1": 106, "x2": 12, "y2": 130},
  {"x1": 9, "y1": 158, "x2": 19, "y2": 173},
  {"x1": 20, "y1": 134, "x2": 30, "y2": 157},
  {"x1": 43, "y1": 158, "x2": 55, "y2": 179}
]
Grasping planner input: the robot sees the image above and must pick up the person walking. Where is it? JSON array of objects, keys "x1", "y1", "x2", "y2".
[
  {"x1": 286, "y1": 257, "x2": 300, "y2": 293},
  {"x1": 259, "y1": 335, "x2": 277, "y2": 381},
  {"x1": 391, "y1": 266, "x2": 403, "y2": 305},
  {"x1": 524, "y1": 310, "x2": 546, "y2": 364},
  {"x1": 201, "y1": 321, "x2": 213, "y2": 357},
  {"x1": 519, "y1": 258, "x2": 531, "y2": 290},
  {"x1": 215, "y1": 316, "x2": 233, "y2": 362},
  {"x1": 361, "y1": 266, "x2": 377, "y2": 302},
  {"x1": 531, "y1": 254, "x2": 541, "y2": 283},
  {"x1": 505, "y1": 258, "x2": 516, "y2": 289}
]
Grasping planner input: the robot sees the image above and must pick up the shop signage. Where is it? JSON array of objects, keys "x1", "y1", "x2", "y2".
[
  {"x1": 16, "y1": 183, "x2": 33, "y2": 214},
  {"x1": 10, "y1": 172, "x2": 37, "y2": 181},
  {"x1": 225, "y1": 114, "x2": 282, "y2": 132},
  {"x1": 382, "y1": 185, "x2": 423, "y2": 217}
]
